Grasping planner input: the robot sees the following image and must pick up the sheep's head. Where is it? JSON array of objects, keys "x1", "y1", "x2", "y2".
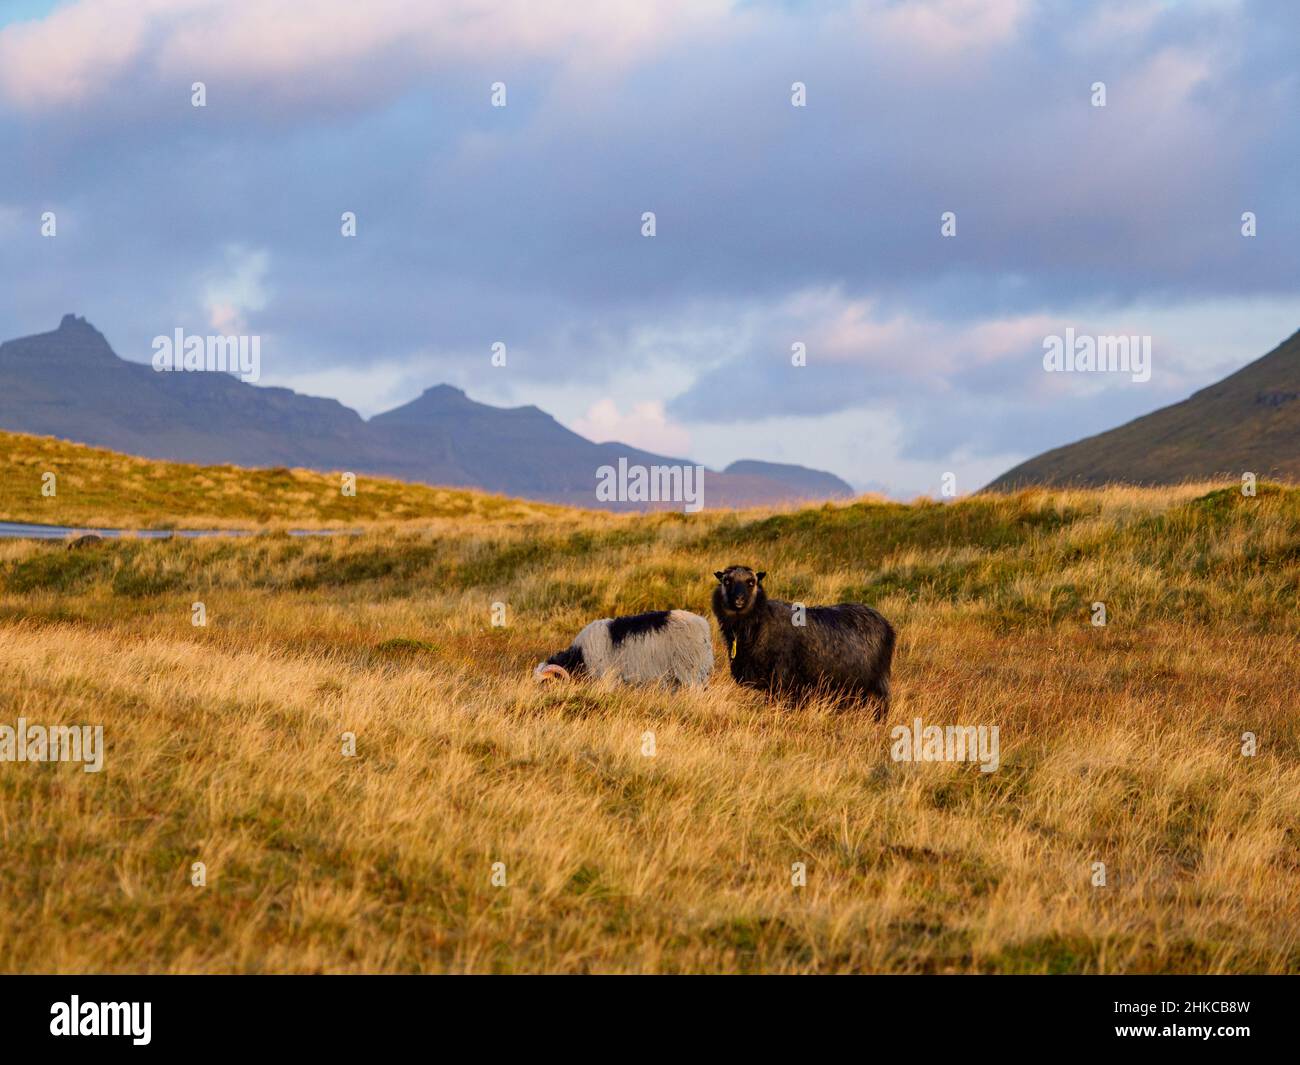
[
  {"x1": 533, "y1": 645, "x2": 584, "y2": 683},
  {"x1": 713, "y1": 565, "x2": 766, "y2": 615}
]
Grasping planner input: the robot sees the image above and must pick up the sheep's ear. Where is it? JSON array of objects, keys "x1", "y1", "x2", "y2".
[
  {"x1": 714, "y1": 571, "x2": 726, "y2": 581},
  {"x1": 756, "y1": 571, "x2": 766, "y2": 583}
]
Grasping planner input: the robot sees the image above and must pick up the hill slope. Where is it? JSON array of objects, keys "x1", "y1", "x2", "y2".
[
  {"x1": 0, "y1": 428, "x2": 568, "y2": 528},
  {"x1": 0, "y1": 316, "x2": 853, "y2": 509},
  {"x1": 986, "y1": 329, "x2": 1300, "y2": 490}
]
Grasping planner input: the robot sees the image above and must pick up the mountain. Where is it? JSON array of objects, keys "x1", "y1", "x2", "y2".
[
  {"x1": 0, "y1": 316, "x2": 854, "y2": 510},
  {"x1": 986, "y1": 329, "x2": 1300, "y2": 491},
  {"x1": 723, "y1": 459, "x2": 855, "y2": 500},
  {"x1": 0, "y1": 315, "x2": 384, "y2": 472}
]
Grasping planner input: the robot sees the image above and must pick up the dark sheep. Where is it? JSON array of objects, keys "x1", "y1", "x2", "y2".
[{"x1": 711, "y1": 565, "x2": 894, "y2": 717}]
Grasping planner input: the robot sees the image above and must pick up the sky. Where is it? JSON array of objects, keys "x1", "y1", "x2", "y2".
[{"x1": 0, "y1": 0, "x2": 1296, "y2": 497}]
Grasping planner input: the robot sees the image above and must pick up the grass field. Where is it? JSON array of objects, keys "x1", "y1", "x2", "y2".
[{"x1": 1, "y1": 431, "x2": 1298, "y2": 973}]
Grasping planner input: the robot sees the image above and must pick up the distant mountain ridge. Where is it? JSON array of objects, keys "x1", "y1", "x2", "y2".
[
  {"x1": 986, "y1": 329, "x2": 1300, "y2": 491},
  {"x1": 0, "y1": 316, "x2": 854, "y2": 509},
  {"x1": 723, "y1": 459, "x2": 855, "y2": 498}
]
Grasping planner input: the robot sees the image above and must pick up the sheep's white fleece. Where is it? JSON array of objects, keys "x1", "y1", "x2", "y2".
[{"x1": 573, "y1": 610, "x2": 713, "y2": 686}]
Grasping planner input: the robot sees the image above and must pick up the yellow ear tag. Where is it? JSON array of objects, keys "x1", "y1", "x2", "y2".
[{"x1": 728, "y1": 637, "x2": 737, "y2": 660}]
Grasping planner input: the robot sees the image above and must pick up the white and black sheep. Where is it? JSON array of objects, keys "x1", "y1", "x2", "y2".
[
  {"x1": 534, "y1": 610, "x2": 713, "y2": 687},
  {"x1": 712, "y1": 565, "x2": 894, "y2": 717}
]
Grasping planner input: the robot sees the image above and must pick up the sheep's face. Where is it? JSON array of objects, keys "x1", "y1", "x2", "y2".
[
  {"x1": 534, "y1": 645, "x2": 585, "y2": 683},
  {"x1": 714, "y1": 565, "x2": 766, "y2": 615}
]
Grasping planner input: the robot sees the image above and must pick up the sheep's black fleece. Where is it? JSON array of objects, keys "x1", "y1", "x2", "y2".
[{"x1": 712, "y1": 565, "x2": 894, "y2": 717}]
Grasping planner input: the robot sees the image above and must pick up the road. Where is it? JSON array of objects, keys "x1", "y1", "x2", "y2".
[{"x1": 0, "y1": 521, "x2": 357, "y2": 540}]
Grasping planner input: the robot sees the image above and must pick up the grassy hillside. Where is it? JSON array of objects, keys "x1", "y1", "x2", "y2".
[
  {"x1": 988, "y1": 329, "x2": 1300, "y2": 489},
  {"x1": 0, "y1": 429, "x2": 567, "y2": 528},
  {"x1": 0, "y1": 443, "x2": 1297, "y2": 972}
]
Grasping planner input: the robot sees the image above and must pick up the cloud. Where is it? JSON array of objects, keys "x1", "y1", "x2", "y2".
[
  {"x1": 0, "y1": 0, "x2": 1295, "y2": 497},
  {"x1": 0, "y1": 0, "x2": 726, "y2": 113},
  {"x1": 667, "y1": 285, "x2": 1300, "y2": 467},
  {"x1": 572, "y1": 398, "x2": 693, "y2": 457},
  {"x1": 202, "y1": 245, "x2": 269, "y2": 334},
  {"x1": 866, "y1": 0, "x2": 1029, "y2": 57},
  {"x1": 0, "y1": 0, "x2": 158, "y2": 109}
]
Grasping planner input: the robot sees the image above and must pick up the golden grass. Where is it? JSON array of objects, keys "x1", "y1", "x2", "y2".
[
  {"x1": 0, "y1": 429, "x2": 568, "y2": 528},
  {"x1": 0, "y1": 437, "x2": 1297, "y2": 972}
]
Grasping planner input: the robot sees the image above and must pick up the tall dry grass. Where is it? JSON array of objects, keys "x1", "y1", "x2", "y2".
[{"x1": 0, "y1": 464, "x2": 1296, "y2": 972}]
